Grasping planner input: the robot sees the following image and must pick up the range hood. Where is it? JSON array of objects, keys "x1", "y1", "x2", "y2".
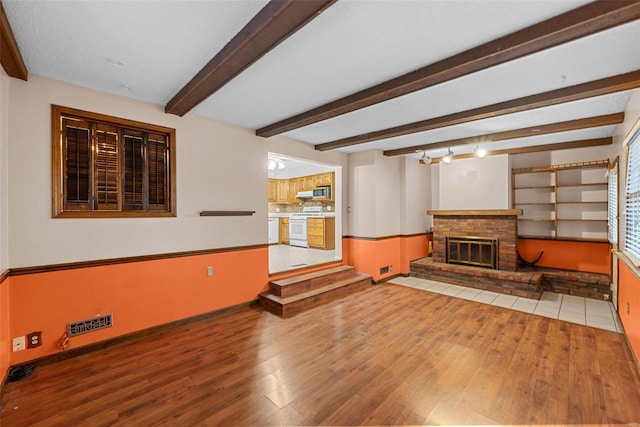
[{"x1": 295, "y1": 190, "x2": 313, "y2": 198}]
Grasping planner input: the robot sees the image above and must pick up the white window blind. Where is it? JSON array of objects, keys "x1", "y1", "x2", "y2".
[
  {"x1": 608, "y1": 167, "x2": 617, "y2": 245},
  {"x1": 625, "y1": 128, "x2": 640, "y2": 262}
]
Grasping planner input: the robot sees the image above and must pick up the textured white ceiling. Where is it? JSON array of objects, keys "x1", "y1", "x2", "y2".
[
  {"x1": 3, "y1": 0, "x2": 269, "y2": 104},
  {"x1": 3, "y1": 0, "x2": 638, "y2": 157}
]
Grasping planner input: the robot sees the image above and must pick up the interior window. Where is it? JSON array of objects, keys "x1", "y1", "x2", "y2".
[{"x1": 52, "y1": 105, "x2": 176, "y2": 218}]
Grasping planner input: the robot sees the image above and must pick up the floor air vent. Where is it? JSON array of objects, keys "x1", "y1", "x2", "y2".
[{"x1": 67, "y1": 314, "x2": 113, "y2": 337}]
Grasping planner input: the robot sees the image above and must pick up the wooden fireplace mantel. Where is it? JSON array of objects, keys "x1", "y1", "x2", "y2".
[{"x1": 427, "y1": 209, "x2": 523, "y2": 216}]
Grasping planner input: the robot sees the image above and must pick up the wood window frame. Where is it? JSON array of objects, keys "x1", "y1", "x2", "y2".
[{"x1": 52, "y1": 105, "x2": 177, "y2": 218}]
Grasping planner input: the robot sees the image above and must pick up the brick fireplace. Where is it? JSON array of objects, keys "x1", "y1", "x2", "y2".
[
  {"x1": 411, "y1": 209, "x2": 610, "y2": 300},
  {"x1": 428, "y1": 209, "x2": 522, "y2": 271}
]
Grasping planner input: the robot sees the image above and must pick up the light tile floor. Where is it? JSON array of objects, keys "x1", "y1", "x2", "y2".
[
  {"x1": 388, "y1": 276, "x2": 623, "y2": 333},
  {"x1": 269, "y1": 244, "x2": 338, "y2": 273}
]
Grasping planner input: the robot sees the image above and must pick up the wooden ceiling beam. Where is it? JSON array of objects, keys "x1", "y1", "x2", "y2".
[
  {"x1": 420, "y1": 137, "x2": 613, "y2": 164},
  {"x1": 165, "y1": 0, "x2": 336, "y2": 117},
  {"x1": 316, "y1": 70, "x2": 640, "y2": 151},
  {"x1": 384, "y1": 112, "x2": 624, "y2": 157},
  {"x1": 0, "y1": 1, "x2": 27, "y2": 80},
  {"x1": 257, "y1": 1, "x2": 640, "y2": 138}
]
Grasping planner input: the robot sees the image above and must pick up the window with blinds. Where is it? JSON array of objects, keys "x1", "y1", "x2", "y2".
[
  {"x1": 608, "y1": 164, "x2": 618, "y2": 245},
  {"x1": 624, "y1": 126, "x2": 640, "y2": 262},
  {"x1": 52, "y1": 106, "x2": 176, "y2": 218}
]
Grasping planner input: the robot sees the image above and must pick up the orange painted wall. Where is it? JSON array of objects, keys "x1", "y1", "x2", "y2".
[
  {"x1": 8, "y1": 247, "x2": 269, "y2": 365},
  {"x1": 343, "y1": 235, "x2": 428, "y2": 281},
  {"x1": 618, "y1": 259, "x2": 640, "y2": 363},
  {"x1": 400, "y1": 234, "x2": 429, "y2": 275},
  {"x1": 0, "y1": 277, "x2": 9, "y2": 378},
  {"x1": 517, "y1": 239, "x2": 611, "y2": 275}
]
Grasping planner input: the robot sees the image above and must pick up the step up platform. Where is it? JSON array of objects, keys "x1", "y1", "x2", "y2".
[{"x1": 260, "y1": 265, "x2": 372, "y2": 317}]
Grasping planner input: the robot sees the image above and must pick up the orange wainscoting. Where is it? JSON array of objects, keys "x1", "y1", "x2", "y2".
[
  {"x1": 343, "y1": 234, "x2": 429, "y2": 281},
  {"x1": 618, "y1": 259, "x2": 640, "y2": 364},
  {"x1": 0, "y1": 275, "x2": 10, "y2": 379},
  {"x1": 8, "y1": 247, "x2": 269, "y2": 366},
  {"x1": 517, "y1": 239, "x2": 611, "y2": 275}
]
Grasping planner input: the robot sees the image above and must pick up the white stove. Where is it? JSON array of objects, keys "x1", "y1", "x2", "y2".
[{"x1": 289, "y1": 207, "x2": 323, "y2": 248}]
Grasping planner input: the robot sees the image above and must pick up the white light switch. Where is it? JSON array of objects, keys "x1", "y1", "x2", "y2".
[
  {"x1": 12, "y1": 336, "x2": 25, "y2": 352},
  {"x1": 206, "y1": 266, "x2": 214, "y2": 277}
]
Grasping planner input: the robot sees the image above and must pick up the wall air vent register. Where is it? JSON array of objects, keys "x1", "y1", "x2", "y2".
[{"x1": 67, "y1": 314, "x2": 113, "y2": 337}]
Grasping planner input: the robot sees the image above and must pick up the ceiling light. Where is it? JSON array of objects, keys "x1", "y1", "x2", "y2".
[
  {"x1": 442, "y1": 148, "x2": 454, "y2": 164},
  {"x1": 421, "y1": 151, "x2": 432, "y2": 165},
  {"x1": 268, "y1": 158, "x2": 285, "y2": 171},
  {"x1": 475, "y1": 145, "x2": 487, "y2": 158}
]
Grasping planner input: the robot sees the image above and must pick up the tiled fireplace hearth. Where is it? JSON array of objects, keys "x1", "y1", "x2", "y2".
[{"x1": 429, "y1": 209, "x2": 521, "y2": 271}]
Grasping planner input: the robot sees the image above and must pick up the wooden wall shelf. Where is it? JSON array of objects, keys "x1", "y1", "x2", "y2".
[{"x1": 199, "y1": 211, "x2": 256, "y2": 217}]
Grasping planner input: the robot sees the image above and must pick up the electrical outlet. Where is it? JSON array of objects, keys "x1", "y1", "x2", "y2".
[
  {"x1": 27, "y1": 331, "x2": 42, "y2": 348},
  {"x1": 12, "y1": 336, "x2": 25, "y2": 352},
  {"x1": 206, "y1": 266, "x2": 214, "y2": 277}
]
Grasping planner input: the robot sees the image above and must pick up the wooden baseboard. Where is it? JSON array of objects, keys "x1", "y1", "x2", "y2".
[
  {"x1": 2, "y1": 299, "x2": 259, "y2": 388},
  {"x1": 373, "y1": 273, "x2": 408, "y2": 284}
]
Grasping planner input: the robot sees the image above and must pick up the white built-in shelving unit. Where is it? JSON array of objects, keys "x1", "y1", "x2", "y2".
[{"x1": 511, "y1": 160, "x2": 609, "y2": 241}]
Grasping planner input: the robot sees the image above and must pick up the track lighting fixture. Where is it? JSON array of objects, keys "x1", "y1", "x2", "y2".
[
  {"x1": 421, "y1": 151, "x2": 432, "y2": 165},
  {"x1": 442, "y1": 148, "x2": 454, "y2": 164},
  {"x1": 475, "y1": 145, "x2": 487, "y2": 158}
]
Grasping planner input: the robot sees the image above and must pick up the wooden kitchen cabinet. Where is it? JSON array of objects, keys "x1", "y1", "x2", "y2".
[
  {"x1": 276, "y1": 180, "x2": 289, "y2": 203},
  {"x1": 279, "y1": 218, "x2": 289, "y2": 244},
  {"x1": 320, "y1": 172, "x2": 334, "y2": 186},
  {"x1": 307, "y1": 217, "x2": 335, "y2": 249},
  {"x1": 268, "y1": 179, "x2": 277, "y2": 202},
  {"x1": 288, "y1": 178, "x2": 299, "y2": 203},
  {"x1": 302, "y1": 176, "x2": 315, "y2": 191}
]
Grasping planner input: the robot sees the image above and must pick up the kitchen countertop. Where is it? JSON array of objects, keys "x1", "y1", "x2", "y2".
[{"x1": 268, "y1": 213, "x2": 336, "y2": 218}]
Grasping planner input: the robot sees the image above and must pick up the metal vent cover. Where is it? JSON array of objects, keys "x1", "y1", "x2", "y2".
[{"x1": 67, "y1": 314, "x2": 113, "y2": 337}]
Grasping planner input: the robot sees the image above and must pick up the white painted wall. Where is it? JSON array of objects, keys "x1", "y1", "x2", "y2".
[
  {"x1": 0, "y1": 68, "x2": 9, "y2": 271},
  {"x1": 374, "y1": 152, "x2": 401, "y2": 237},
  {"x1": 400, "y1": 157, "x2": 431, "y2": 234},
  {"x1": 6, "y1": 74, "x2": 346, "y2": 268},
  {"x1": 438, "y1": 155, "x2": 510, "y2": 210},
  {"x1": 347, "y1": 151, "x2": 430, "y2": 238},
  {"x1": 431, "y1": 163, "x2": 440, "y2": 212},
  {"x1": 347, "y1": 150, "x2": 376, "y2": 237},
  {"x1": 550, "y1": 145, "x2": 611, "y2": 165}
]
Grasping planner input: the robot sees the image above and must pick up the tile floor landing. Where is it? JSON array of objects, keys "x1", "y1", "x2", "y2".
[
  {"x1": 388, "y1": 276, "x2": 623, "y2": 333},
  {"x1": 269, "y1": 244, "x2": 338, "y2": 274}
]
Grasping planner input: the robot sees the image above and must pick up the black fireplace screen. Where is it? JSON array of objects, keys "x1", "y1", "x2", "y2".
[{"x1": 446, "y1": 236, "x2": 498, "y2": 269}]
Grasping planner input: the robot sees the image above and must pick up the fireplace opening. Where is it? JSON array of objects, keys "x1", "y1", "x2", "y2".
[{"x1": 446, "y1": 236, "x2": 498, "y2": 269}]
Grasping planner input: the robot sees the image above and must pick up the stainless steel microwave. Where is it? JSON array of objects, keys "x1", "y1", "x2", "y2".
[{"x1": 313, "y1": 186, "x2": 331, "y2": 199}]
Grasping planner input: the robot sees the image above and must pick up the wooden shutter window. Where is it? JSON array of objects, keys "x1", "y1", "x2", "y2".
[
  {"x1": 147, "y1": 133, "x2": 167, "y2": 210},
  {"x1": 63, "y1": 119, "x2": 91, "y2": 210},
  {"x1": 123, "y1": 131, "x2": 145, "y2": 211},
  {"x1": 52, "y1": 105, "x2": 176, "y2": 218},
  {"x1": 95, "y1": 124, "x2": 119, "y2": 210}
]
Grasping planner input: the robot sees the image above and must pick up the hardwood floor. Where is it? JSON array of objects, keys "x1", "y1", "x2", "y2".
[{"x1": 2, "y1": 283, "x2": 640, "y2": 426}]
